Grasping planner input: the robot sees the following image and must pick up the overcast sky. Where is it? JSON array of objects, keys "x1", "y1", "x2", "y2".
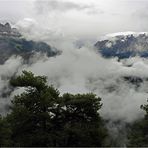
[
  {"x1": 1, "y1": 0, "x2": 148, "y2": 126},
  {"x1": 0, "y1": 0, "x2": 148, "y2": 40}
]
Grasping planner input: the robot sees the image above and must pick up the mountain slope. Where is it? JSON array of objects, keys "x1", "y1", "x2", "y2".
[
  {"x1": 95, "y1": 32, "x2": 148, "y2": 59},
  {"x1": 0, "y1": 23, "x2": 58, "y2": 64}
]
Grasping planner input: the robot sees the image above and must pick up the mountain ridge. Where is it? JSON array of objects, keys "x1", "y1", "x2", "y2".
[
  {"x1": 95, "y1": 32, "x2": 148, "y2": 59},
  {"x1": 0, "y1": 23, "x2": 59, "y2": 64}
]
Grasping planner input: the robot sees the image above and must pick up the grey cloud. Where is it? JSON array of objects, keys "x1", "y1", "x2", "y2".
[
  {"x1": 17, "y1": 45, "x2": 148, "y2": 123},
  {"x1": 1, "y1": 0, "x2": 148, "y2": 122},
  {"x1": 35, "y1": 0, "x2": 101, "y2": 14}
]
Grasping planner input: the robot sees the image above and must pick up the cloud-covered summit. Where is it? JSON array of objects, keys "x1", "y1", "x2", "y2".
[{"x1": 1, "y1": 0, "x2": 148, "y2": 42}]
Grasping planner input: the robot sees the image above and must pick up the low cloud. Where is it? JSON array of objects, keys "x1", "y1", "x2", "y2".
[
  {"x1": 0, "y1": 43, "x2": 148, "y2": 145},
  {"x1": 5, "y1": 46, "x2": 147, "y2": 123},
  {"x1": 35, "y1": 0, "x2": 98, "y2": 14}
]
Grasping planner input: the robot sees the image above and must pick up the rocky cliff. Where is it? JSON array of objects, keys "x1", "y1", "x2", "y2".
[
  {"x1": 0, "y1": 22, "x2": 21, "y2": 37},
  {"x1": 0, "y1": 22, "x2": 59, "y2": 64},
  {"x1": 95, "y1": 32, "x2": 148, "y2": 59}
]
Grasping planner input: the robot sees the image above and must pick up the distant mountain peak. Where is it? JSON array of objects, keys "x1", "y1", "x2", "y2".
[
  {"x1": 100, "y1": 32, "x2": 148, "y2": 41},
  {"x1": 0, "y1": 22, "x2": 21, "y2": 37},
  {"x1": 95, "y1": 32, "x2": 148, "y2": 59},
  {"x1": 0, "y1": 23, "x2": 59, "y2": 64}
]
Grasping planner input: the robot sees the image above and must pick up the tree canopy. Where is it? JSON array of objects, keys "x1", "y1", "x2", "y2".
[
  {"x1": 1, "y1": 71, "x2": 148, "y2": 147},
  {"x1": 0, "y1": 71, "x2": 107, "y2": 147},
  {"x1": 128, "y1": 99, "x2": 148, "y2": 147}
]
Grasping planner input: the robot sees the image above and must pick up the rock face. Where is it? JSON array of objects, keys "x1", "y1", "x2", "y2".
[
  {"x1": 0, "y1": 22, "x2": 59, "y2": 64},
  {"x1": 0, "y1": 22, "x2": 21, "y2": 37},
  {"x1": 95, "y1": 33, "x2": 148, "y2": 59}
]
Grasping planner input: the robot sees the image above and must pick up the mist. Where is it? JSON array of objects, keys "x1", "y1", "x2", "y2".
[
  {"x1": 0, "y1": 42, "x2": 146, "y2": 145},
  {"x1": 0, "y1": 44, "x2": 147, "y2": 123},
  {"x1": 1, "y1": 0, "x2": 148, "y2": 145},
  {"x1": 3, "y1": 0, "x2": 146, "y2": 45}
]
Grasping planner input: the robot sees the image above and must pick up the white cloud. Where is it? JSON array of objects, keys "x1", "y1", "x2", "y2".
[
  {"x1": 11, "y1": 46, "x2": 148, "y2": 123},
  {"x1": 1, "y1": 0, "x2": 148, "y2": 143},
  {"x1": 5, "y1": 0, "x2": 146, "y2": 45}
]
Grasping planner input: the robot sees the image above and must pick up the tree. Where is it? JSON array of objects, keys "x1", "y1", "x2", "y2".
[
  {"x1": 0, "y1": 116, "x2": 12, "y2": 146},
  {"x1": 8, "y1": 71, "x2": 107, "y2": 147},
  {"x1": 128, "y1": 99, "x2": 148, "y2": 147},
  {"x1": 8, "y1": 71, "x2": 60, "y2": 146},
  {"x1": 51, "y1": 93, "x2": 107, "y2": 147}
]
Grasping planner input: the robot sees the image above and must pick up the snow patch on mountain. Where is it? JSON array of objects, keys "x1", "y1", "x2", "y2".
[
  {"x1": 100, "y1": 32, "x2": 148, "y2": 41},
  {"x1": 95, "y1": 32, "x2": 148, "y2": 59}
]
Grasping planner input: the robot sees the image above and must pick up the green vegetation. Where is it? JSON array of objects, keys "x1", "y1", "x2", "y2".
[
  {"x1": 128, "y1": 100, "x2": 148, "y2": 147},
  {"x1": 0, "y1": 116, "x2": 12, "y2": 147},
  {"x1": 1, "y1": 70, "x2": 148, "y2": 147},
  {"x1": 0, "y1": 71, "x2": 108, "y2": 147}
]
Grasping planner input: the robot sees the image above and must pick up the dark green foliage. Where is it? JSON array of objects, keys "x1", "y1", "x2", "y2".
[
  {"x1": 51, "y1": 93, "x2": 107, "y2": 147},
  {"x1": 3, "y1": 71, "x2": 107, "y2": 147},
  {"x1": 0, "y1": 116, "x2": 12, "y2": 146},
  {"x1": 128, "y1": 119, "x2": 148, "y2": 147},
  {"x1": 9, "y1": 71, "x2": 60, "y2": 146},
  {"x1": 128, "y1": 100, "x2": 148, "y2": 147}
]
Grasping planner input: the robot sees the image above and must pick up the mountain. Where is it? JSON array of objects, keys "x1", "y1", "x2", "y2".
[
  {"x1": 95, "y1": 32, "x2": 148, "y2": 59},
  {"x1": 0, "y1": 23, "x2": 58, "y2": 64},
  {"x1": 0, "y1": 22, "x2": 21, "y2": 37}
]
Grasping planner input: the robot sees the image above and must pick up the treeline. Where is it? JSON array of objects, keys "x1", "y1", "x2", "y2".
[{"x1": 0, "y1": 71, "x2": 148, "y2": 147}]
